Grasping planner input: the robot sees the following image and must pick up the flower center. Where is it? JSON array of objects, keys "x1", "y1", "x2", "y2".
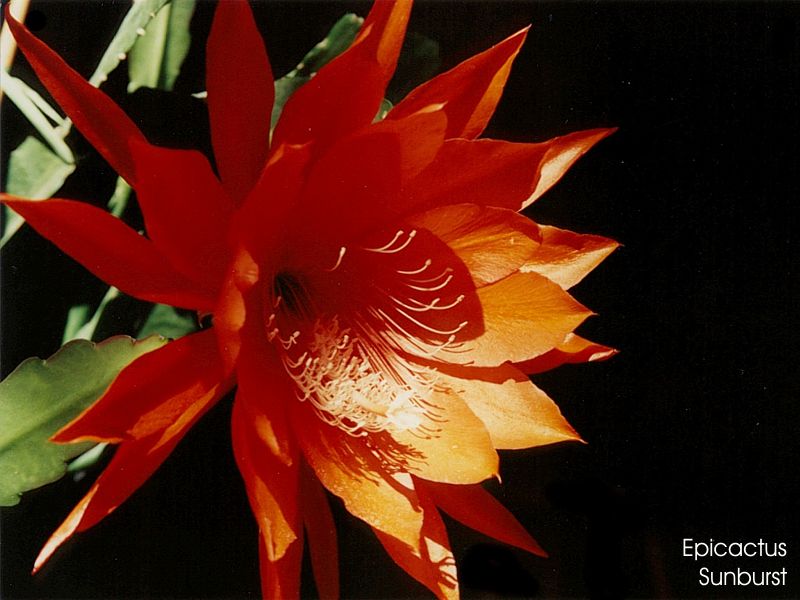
[{"x1": 264, "y1": 273, "x2": 442, "y2": 438}]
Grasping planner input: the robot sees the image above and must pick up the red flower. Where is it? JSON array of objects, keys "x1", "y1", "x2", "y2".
[{"x1": 3, "y1": 1, "x2": 617, "y2": 598}]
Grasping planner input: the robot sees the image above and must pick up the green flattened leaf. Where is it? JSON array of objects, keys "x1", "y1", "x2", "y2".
[
  {"x1": 89, "y1": 0, "x2": 170, "y2": 87},
  {"x1": 271, "y1": 13, "x2": 363, "y2": 128},
  {"x1": 138, "y1": 304, "x2": 198, "y2": 339},
  {"x1": 388, "y1": 31, "x2": 441, "y2": 103},
  {"x1": 128, "y1": 0, "x2": 196, "y2": 93},
  {"x1": 1, "y1": 137, "x2": 76, "y2": 248},
  {"x1": 0, "y1": 336, "x2": 166, "y2": 506}
]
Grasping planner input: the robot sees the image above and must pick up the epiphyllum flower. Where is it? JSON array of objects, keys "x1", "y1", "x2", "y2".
[{"x1": 4, "y1": 1, "x2": 618, "y2": 598}]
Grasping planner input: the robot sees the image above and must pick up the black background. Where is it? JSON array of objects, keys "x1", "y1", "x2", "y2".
[{"x1": 2, "y1": 1, "x2": 799, "y2": 598}]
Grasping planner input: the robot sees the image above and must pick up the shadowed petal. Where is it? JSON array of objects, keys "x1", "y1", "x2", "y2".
[
  {"x1": 437, "y1": 363, "x2": 582, "y2": 449},
  {"x1": 5, "y1": 7, "x2": 146, "y2": 185},
  {"x1": 410, "y1": 204, "x2": 542, "y2": 287},
  {"x1": 1, "y1": 196, "x2": 215, "y2": 311},
  {"x1": 422, "y1": 480, "x2": 547, "y2": 556},
  {"x1": 232, "y1": 394, "x2": 300, "y2": 565},
  {"x1": 372, "y1": 480, "x2": 458, "y2": 600},
  {"x1": 207, "y1": 0, "x2": 274, "y2": 203},
  {"x1": 260, "y1": 534, "x2": 303, "y2": 600},
  {"x1": 129, "y1": 140, "x2": 235, "y2": 286},
  {"x1": 521, "y1": 224, "x2": 619, "y2": 289},
  {"x1": 389, "y1": 27, "x2": 529, "y2": 139},
  {"x1": 34, "y1": 372, "x2": 226, "y2": 572},
  {"x1": 54, "y1": 329, "x2": 226, "y2": 444},
  {"x1": 293, "y1": 110, "x2": 446, "y2": 248},
  {"x1": 272, "y1": 0, "x2": 411, "y2": 151},
  {"x1": 517, "y1": 333, "x2": 618, "y2": 374},
  {"x1": 302, "y1": 468, "x2": 339, "y2": 600},
  {"x1": 291, "y1": 402, "x2": 424, "y2": 549},
  {"x1": 234, "y1": 143, "x2": 313, "y2": 263}
]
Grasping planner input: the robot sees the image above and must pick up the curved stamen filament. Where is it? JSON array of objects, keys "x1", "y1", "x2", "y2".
[
  {"x1": 391, "y1": 294, "x2": 465, "y2": 312},
  {"x1": 397, "y1": 258, "x2": 432, "y2": 275},
  {"x1": 389, "y1": 306, "x2": 469, "y2": 336},
  {"x1": 323, "y1": 246, "x2": 347, "y2": 271},
  {"x1": 405, "y1": 274, "x2": 453, "y2": 292},
  {"x1": 409, "y1": 266, "x2": 453, "y2": 285},
  {"x1": 364, "y1": 229, "x2": 417, "y2": 254}
]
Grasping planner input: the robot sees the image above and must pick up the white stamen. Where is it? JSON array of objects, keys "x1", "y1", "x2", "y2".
[
  {"x1": 397, "y1": 259, "x2": 432, "y2": 275},
  {"x1": 406, "y1": 274, "x2": 454, "y2": 292},
  {"x1": 365, "y1": 230, "x2": 416, "y2": 254},
  {"x1": 323, "y1": 246, "x2": 347, "y2": 271}
]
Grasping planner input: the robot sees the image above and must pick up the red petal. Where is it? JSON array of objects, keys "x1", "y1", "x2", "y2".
[
  {"x1": 1, "y1": 196, "x2": 215, "y2": 311},
  {"x1": 422, "y1": 480, "x2": 547, "y2": 556},
  {"x1": 518, "y1": 333, "x2": 618, "y2": 374},
  {"x1": 54, "y1": 329, "x2": 226, "y2": 444},
  {"x1": 129, "y1": 140, "x2": 235, "y2": 286},
  {"x1": 521, "y1": 224, "x2": 619, "y2": 289},
  {"x1": 206, "y1": 1, "x2": 274, "y2": 203},
  {"x1": 232, "y1": 395, "x2": 300, "y2": 566},
  {"x1": 292, "y1": 110, "x2": 446, "y2": 248},
  {"x1": 5, "y1": 7, "x2": 146, "y2": 185},
  {"x1": 390, "y1": 27, "x2": 529, "y2": 139},
  {"x1": 302, "y1": 469, "x2": 339, "y2": 600},
  {"x1": 406, "y1": 130, "x2": 614, "y2": 215},
  {"x1": 233, "y1": 142, "x2": 313, "y2": 263},
  {"x1": 272, "y1": 0, "x2": 411, "y2": 151},
  {"x1": 34, "y1": 372, "x2": 226, "y2": 572},
  {"x1": 213, "y1": 247, "x2": 260, "y2": 375},
  {"x1": 234, "y1": 309, "x2": 295, "y2": 465},
  {"x1": 372, "y1": 481, "x2": 459, "y2": 600},
  {"x1": 259, "y1": 532, "x2": 303, "y2": 600}
]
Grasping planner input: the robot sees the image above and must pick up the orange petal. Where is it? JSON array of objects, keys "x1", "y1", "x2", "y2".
[
  {"x1": 54, "y1": 330, "x2": 225, "y2": 444},
  {"x1": 272, "y1": 0, "x2": 411, "y2": 151},
  {"x1": 422, "y1": 480, "x2": 546, "y2": 556},
  {"x1": 34, "y1": 374, "x2": 225, "y2": 572},
  {"x1": 522, "y1": 128, "x2": 617, "y2": 209},
  {"x1": 521, "y1": 224, "x2": 619, "y2": 289},
  {"x1": 301, "y1": 468, "x2": 339, "y2": 600},
  {"x1": 259, "y1": 533, "x2": 303, "y2": 600},
  {"x1": 410, "y1": 203, "x2": 542, "y2": 287},
  {"x1": 389, "y1": 27, "x2": 529, "y2": 139},
  {"x1": 447, "y1": 271, "x2": 592, "y2": 367},
  {"x1": 206, "y1": 0, "x2": 274, "y2": 203},
  {"x1": 1, "y1": 196, "x2": 215, "y2": 311},
  {"x1": 437, "y1": 363, "x2": 582, "y2": 450},
  {"x1": 391, "y1": 387, "x2": 499, "y2": 484},
  {"x1": 518, "y1": 333, "x2": 618, "y2": 375},
  {"x1": 290, "y1": 402, "x2": 424, "y2": 551},
  {"x1": 5, "y1": 7, "x2": 146, "y2": 185},
  {"x1": 232, "y1": 394, "x2": 300, "y2": 565},
  {"x1": 372, "y1": 481, "x2": 459, "y2": 600},
  {"x1": 129, "y1": 140, "x2": 234, "y2": 286}
]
